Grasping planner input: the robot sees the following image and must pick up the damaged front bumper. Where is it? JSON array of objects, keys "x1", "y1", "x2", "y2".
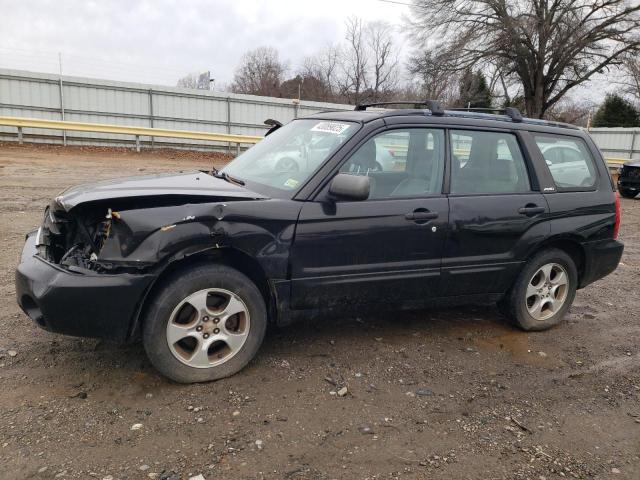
[{"x1": 15, "y1": 230, "x2": 155, "y2": 342}]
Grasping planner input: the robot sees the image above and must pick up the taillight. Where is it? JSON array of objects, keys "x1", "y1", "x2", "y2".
[{"x1": 613, "y1": 192, "x2": 621, "y2": 239}]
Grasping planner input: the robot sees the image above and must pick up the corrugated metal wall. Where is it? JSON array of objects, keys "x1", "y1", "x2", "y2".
[
  {"x1": 0, "y1": 68, "x2": 351, "y2": 149},
  {"x1": 2, "y1": 68, "x2": 639, "y2": 158},
  {"x1": 587, "y1": 128, "x2": 640, "y2": 159}
]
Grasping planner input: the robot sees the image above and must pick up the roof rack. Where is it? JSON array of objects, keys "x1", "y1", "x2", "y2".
[
  {"x1": 354, "y1": 100, "x2": 445, "y2": 116},
  {"x1": 448, "y1": 106, "x2": 523, "y2": 123}
]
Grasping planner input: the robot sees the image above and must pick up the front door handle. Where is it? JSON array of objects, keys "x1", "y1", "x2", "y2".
[
  {"x1": 405, "y1": 209, "x2": 439, "y2": 222},
  {"x1": 518, "y1": 204, "x2": 545, "y2": 216}
]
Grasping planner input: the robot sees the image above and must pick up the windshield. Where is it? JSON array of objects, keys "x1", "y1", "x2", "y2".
[{"x1": 221, "y1": 119, "x2": 359, "y2": 197}]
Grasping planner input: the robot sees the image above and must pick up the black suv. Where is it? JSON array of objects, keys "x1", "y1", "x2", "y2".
[
  {"x1": 618, "y1": 159, "x2": 640, "y2": 198},
  {"x1": 16, "y1": 102, "x2": 623, "y2": 383}
]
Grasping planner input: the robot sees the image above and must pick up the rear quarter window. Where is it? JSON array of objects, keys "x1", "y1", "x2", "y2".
[{"x1": 533, "y1": 134, "x2": 598, "y2": 189}]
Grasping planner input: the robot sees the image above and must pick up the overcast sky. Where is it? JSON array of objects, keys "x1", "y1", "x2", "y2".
[
  {"x1": 0, "y1": 0, "x2": 410, "y2": 88},
  {"x1": 0, "y1": 0, "x2": 614, "y2": 104}
]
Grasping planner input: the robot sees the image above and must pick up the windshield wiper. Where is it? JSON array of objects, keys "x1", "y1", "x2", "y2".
[{"x1": 214, "y1": 170, "x2": 245, "y2": 186}]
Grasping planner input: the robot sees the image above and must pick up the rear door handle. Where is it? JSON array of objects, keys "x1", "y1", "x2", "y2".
[
  {"x1": 405, "y1": 210, "x2": 439, "y2": 222},
  {"x1": 518, "y1": 205, "x2": 545, "y2": 216}
]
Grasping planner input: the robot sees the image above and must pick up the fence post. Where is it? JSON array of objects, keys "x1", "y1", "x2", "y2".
[
  {"x1": 631, "y1": 130, "x2": 638, "y2": 159},
  {"x1": 59, "y1": 77, "x2": 67, "y2": 146},
  {"x1": 17, "y1": 126, "x2": 23, "y2": 144},
  {"x1": 148, "y1": 89, "x2": 155, "y2": 149},
  {"x1": 236, "y1": 142, "x2": 240, "y2": 157},
  {"x1": 135, "y1": 135, "x2": 141, "y2": 153}
]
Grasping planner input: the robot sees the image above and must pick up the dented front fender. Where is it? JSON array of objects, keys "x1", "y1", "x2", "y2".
[{"x1": 96, "y1": 200, "x2": 301, "y2": 279}]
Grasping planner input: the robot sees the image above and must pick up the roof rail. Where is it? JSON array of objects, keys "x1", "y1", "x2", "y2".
[
  {"x1": 354, "y1": 100, "x2": 445, "y2": 116},
  {"x1": 448, "y1": 106, "x2": 523, "y2": 122}
]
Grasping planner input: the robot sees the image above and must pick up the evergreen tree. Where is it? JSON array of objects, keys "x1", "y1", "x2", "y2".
[
  {"x1": 592, "y1": 94, "x2": 639, "y2": 127},
  {"x1": 455, "y1": 69, "x2": 492, "y2": 109}
]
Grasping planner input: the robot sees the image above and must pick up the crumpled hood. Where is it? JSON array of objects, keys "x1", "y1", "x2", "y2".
[{"x1": 54, "y1": 171, "x2": 265, "y2": 211}]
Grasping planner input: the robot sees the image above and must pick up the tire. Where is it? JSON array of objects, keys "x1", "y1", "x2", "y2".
[
  {"x1": 501, "y1": 248, "x2": 577, "y2": 331},
  {"x1": 142, "y1": 264, "x2": 267, "y2": 383},
  {"x1": 619, "y1": 188, "x2": 637, "y2": 199}
]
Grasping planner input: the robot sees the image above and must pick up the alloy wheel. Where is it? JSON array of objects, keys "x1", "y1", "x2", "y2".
[
  {"x1": 166, "y1": 288, "x2": 250, "y2": 368},
  {"x1": 525, "y1": 263, "x2": 569, "y2": 321}
]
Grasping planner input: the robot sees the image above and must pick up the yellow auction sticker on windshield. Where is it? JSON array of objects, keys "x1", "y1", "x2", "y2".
[
  {"x1": 284, "y1": 178, "x2": 300, "y2": 189},
  {"x1": 310, "y1": 121, "x2": 351, "y2": 135}
]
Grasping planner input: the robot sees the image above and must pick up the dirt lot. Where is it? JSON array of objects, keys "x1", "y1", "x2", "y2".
[{"x1": 0, "y1": 143, "x2": 638, "y2": 480}]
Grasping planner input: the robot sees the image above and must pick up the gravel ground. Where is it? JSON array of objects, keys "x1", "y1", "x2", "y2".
[{"x1": 0, "y1": 143, "x2": 638, "y2": 480}]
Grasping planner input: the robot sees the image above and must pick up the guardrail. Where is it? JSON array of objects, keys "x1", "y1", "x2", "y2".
[
  {"x1": 0, "y1": 116, "x2": 262, "y2": 153},
  {"x1": 605, "y1": 157, "x2": 627, "y2": 166}
]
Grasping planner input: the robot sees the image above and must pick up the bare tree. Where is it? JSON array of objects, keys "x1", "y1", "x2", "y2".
[
  {"x1": 407, "y1": 50, "x2": 460, "y2": 103},
  {"x1": 620, "y1": 54, "x2": 640, "y2": 103},
  {"x1": 408, "y1": 0, "x2": 640, "y2": 118},
  {"x1": 338, "y1": 17, "x2": 369, "y2": 104},
  {"x1": 296, "y1": 61, "x2": 328, "y2": 100},
  {"x1": 231, "y1": 46, "x2": 287, "y2": 97},
  {"x1": 177, "y1": 71, "x2": 211, "y2": 90},
  {"x1": 300, "y1": 44, "x2": 342, "y2": 101},
  {"x1": 317, "y1": 44, "x2": 341, "y2": 100},
  {"x1": 300, "y1": 46, "x2": 341, "y2": 101},
  {"x1": 546, "y1": 97, "x2": 595, "y2": 126},
  {"x1": 495, "y1": 68, "x2": 522, "y2": 108},
  {"x1": 366, "y1": 21, "x2": 399, "y2": 101},
  {"x1": 176, "y1": 73, "x2": 198, "y2": 89},
  {"x1": 300, "y1": 56, "x2": 322, "y2": 82}
]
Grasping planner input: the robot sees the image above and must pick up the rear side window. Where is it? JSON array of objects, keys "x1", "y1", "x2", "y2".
[
  {"x1": 450, "y1": 130, "x2": 530, "y2": 194},
  {"x1": 533, "y1": 134, "x2": 597, "y2": 189}
]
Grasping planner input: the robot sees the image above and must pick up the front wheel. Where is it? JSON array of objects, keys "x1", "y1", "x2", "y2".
[
  {"x1": 619, "y1": 187, "x2": 637, "y2": 199},
  {"x1": 501, "y1": 249, "x2": 578, "y2": 331},
  {"x1": 143, "y1": 264, "x2": 267, "y2": 383}
]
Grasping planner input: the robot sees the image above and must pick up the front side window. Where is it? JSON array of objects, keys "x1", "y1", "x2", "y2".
[
  {"x1": 533, "y1": 134, "x2": 597, "y2": 188},
  {"x1": 450, "y1": 130, "x2": 530, "y2": 194},
  {"x1": 222, "y1": 119, "x2": 359, "y2": 197},
  {"x1": 339, "y1": 128, "x2": 445, "y2": 199}
]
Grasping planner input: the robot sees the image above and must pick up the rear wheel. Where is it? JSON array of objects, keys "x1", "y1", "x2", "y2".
[
  {"x1": 502, "y1": 249, "x2": 577, "y2": 331},
  {"x1": 143, "y1": 264, "x2": 267, "y2": 383},
  {"x1": 619, "y1": 188, "x2": 637, "y2": 199}
]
